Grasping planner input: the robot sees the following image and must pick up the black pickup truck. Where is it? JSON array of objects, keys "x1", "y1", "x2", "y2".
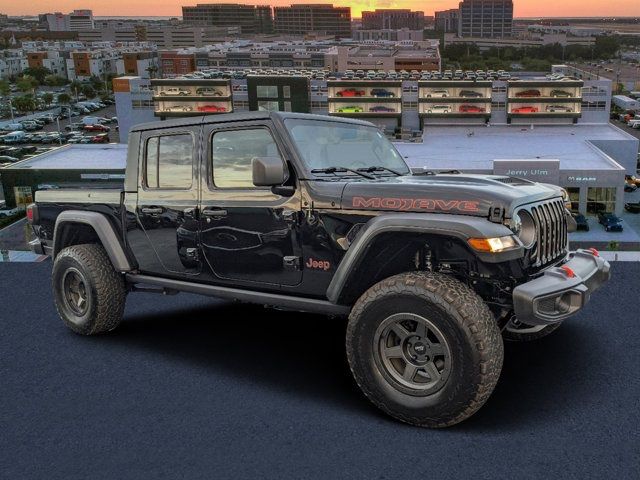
[{"x1": 28, "y1": 112, "x2": 610, "y2": 428}]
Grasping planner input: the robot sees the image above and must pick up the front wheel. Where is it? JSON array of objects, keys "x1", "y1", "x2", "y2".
[
  {"x1": 52, "y1": 243, "x2": 126, "y2": 335},
  {"x1": 346, "y1": 272, "x2": 503, "y2": 428}
]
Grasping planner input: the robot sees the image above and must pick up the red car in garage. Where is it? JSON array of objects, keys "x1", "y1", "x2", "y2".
[
  {"x1": 336, "y1": 88, "x2": 365, "y2": 97},
  {"x1": 197, "y1": 105, "x2": 227, "y2": 113},
  {"x1": 512, "y1": 106, "x2": 539, "y2": 113},
  {"x1": 459, "y1": 104, "x2": 486, "y2": 113}
]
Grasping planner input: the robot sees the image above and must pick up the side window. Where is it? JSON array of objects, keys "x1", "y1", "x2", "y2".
[
  {"x1": 145, "y1": 134, "x2": 193, "y2": 189},
  {"x1": 212, "y1": 128, "x2": 281, "y2": 189}
]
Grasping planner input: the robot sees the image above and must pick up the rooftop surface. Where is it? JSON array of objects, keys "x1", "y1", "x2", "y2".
[
  {"x1": 4, "y1": 144, "x2": 127, "y2": 170},
  {"x1": 395, "y1": 124, "x2": 632, "y2": 171}
]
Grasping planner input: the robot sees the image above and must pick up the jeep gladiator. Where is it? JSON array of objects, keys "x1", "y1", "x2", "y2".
[{"x1": 28, "y1": 112, "x2": 610, "y2": 427}]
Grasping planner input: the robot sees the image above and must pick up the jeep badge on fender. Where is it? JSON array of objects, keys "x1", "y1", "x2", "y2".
[{"x1": 29, "y1": 112, "x2": 610, "y2": 428}]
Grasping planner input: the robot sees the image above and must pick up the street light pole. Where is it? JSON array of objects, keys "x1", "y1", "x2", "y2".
[
  {"x1": 55, "y1": 116, "x2": 62, "y2": 146},
  {"x1": 8, "y1": 96, "x2": 14, "y2": 121}
]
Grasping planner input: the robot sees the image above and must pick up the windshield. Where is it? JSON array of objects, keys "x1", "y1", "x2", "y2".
[{"x1": 284, "y1": 118, "x2": 410, "y2": 176}]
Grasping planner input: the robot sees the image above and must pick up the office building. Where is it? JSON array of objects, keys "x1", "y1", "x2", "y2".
[
  {"x1": 45, "y1": 10, "x2": 94, "y2": 31},
  {"x1": 458, "y1": 0, "x2": 513, "y2": 38},
  {"x1": 181, "y1": 3, "x2": 272, "y2": 34},
  {"x1": 361, "y1": 9, "x2": 425, "y2": 30},
  {"x1": 435, "y1": 9, "x2": 459, "y2": 33},
  {"x1": 274, "y1": 4, "x2": 351, "y2": 38}
]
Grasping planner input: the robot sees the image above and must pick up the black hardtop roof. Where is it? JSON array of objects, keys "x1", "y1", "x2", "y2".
[{"x1": 131, "y1": 111, "x2": 374, "y2": 132}]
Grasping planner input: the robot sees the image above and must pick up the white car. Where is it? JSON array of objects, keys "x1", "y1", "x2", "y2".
[
  {"x1": 545, "y1": 105, "x2": 573, "y2": 113},
  {"x1": 426, "y1": 105, "x2": 451, "y2": 114},
  {"x1": 163, "y1": 106, "x2": 193, "y2": 112},
  {"x1": 160, "y1": 87, "x2": 191, "y2": 96},
  {"x1": 426, "y1": 90, "x2": 449, "y2": 98}
]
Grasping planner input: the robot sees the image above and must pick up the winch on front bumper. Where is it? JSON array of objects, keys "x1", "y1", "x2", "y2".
[{"x1": 512, "y1": 249, "x2": 610, "y2": 326}]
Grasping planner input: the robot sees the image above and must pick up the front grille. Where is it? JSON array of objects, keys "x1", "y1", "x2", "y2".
[{"x1": 525, "y1": 199, "x2": 568, "y2": 267}]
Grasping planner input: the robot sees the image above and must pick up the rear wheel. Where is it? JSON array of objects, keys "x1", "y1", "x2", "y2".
[
  {"x1": 52, "y1": 243, "x2": 126, "y2": 335},
  {"x1": 346, "y1": 272, "x2": 503, "y2": 428}
]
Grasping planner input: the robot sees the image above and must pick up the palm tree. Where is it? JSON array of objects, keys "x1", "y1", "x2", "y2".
[{"x1": 42, "y1": 92, "x2": 54, "y2": 107}]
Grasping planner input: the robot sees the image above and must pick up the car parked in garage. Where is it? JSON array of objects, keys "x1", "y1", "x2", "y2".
[
  {"x1": 458, "y1": 90, "x2": 484, "y2": 98},
  {"x1": 546, "y1": 105, "x2": 573, "y2": 113},
  {"x1": 459, "y1": 104, "x2": 486, "y2": 113},
  {"x1": 512, "y1": 106, "x2": 539, "y2": 113},
  {"x1": 369, "y1": 106, "x2": 396, "y2": 113},
  {"x1": 598, "y1": 213, "x2": 623, "y2": 232},
  {"x1": 336, "y1": 88, "x2": 365, "y2": 97},
  {"x1": 370, "y1": 88, "x2": 395, "y2": 98},
  {"x1": 425, "y1": 89, "x2": 449, "y2": 98},
  {"x1": 515, "y1": 89, "x2": 541, "y2": 98},
  {"x1": 550, "y1": 89, "x2": 573, "y2": 98},
  {"x1": 197, "y1": 105, "x2": 227, "y2": 113},
  {"x1": 426, "y1": 105, "x2": 451, "y2": 113},
  {"x1": 336, "y1": 106, "x2": 364, "y2": 113},
  {"x1": 159, "y1": 87, "x2": 191, "y2": 96},
  {"x1": 195, "y1": 87, "x2": 225, "y2": 96}
]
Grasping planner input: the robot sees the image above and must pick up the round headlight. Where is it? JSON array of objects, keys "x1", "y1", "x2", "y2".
[{"x1": 514, "y1": 210, "x2": 536, "y2": 248}]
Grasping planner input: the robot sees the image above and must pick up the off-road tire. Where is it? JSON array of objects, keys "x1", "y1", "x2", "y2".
[
  {"x1": 502, "y1": 321, "x2": 562, "y2": 342},
  {"x1": 346, "y1": 272, "x2": 503, "y2": 428},
  {"x1": 52, "y1": 243, "x2": 126, "y2": 335}
]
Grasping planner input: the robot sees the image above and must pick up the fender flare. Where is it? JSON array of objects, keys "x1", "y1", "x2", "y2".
[
  {"x1": 326, "y1": 213, "x2": 523, "y2": 304},
  {"x1": 53, "y1": 210, "x2": 133, "y2": 272}
]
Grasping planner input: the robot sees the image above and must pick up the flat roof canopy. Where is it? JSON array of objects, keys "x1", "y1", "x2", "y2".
[
  {"x1": 396, "y1": 124, "x2": 629, "y2": 172},
  {"x1": 5, "y1": 144, "x2": 127, "y2": 170}
]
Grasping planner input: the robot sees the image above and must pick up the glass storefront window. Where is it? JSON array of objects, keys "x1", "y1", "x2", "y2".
[
  {"x1": 566, "y1": 187, "x2": 580, "y2": 212},
  {"x1": 586, "y1": 187, "x2": 616, "y2": 214}
]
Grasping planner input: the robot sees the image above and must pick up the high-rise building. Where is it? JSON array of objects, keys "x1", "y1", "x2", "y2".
[
  {"x1": 181, "y1": 3, "x2": 272, "y2": 34},
  {"x1": 434, "y1": 9, "x2": 460, "y2": 33},
  {"x1": 45, "y1": 10, "x2": 94, "y2": 31},
  {"x1": 361, "y1": 9, "x2": 425, "y2": 31},
  {"x1": 458, "y1": 0, "x2": 513, "y2": 38},
  {"x1": 273, "y1": 4, "x2": 351, "y2": 38}
]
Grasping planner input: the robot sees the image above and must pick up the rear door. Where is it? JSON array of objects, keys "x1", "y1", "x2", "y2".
[{"x1": 130, "y1": 126, "x2": 202, "y2": 277}]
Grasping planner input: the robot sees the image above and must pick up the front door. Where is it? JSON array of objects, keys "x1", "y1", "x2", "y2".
[
  {"x1": 130, "y1": 126, "x2": 201, "y2": 277},
  {"x1": 199, "y1": 122, "x2": 302, "y2": 287}
]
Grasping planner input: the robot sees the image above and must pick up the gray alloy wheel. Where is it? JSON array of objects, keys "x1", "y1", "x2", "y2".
[{"x1": 373, "y1": 312, "x2": 452, "y2": 396}]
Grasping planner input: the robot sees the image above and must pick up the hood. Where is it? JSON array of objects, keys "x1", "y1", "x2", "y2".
[{"x1": 340, "y1": 174, "x2": 563, "y2": 218}]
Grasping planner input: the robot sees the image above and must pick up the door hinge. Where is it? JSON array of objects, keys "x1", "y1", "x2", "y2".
[{"x1": 283, "y1": 256, "x2": 301, "y2": 271}]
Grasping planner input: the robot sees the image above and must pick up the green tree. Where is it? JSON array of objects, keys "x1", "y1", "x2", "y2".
[
  {"x1": 12, "y1": 95, "x2": 36, "y2": 113},
  {"x1": 0, "y1": 79, "x2": 10, "y2": 97},
  {"x1": 57, "y1": 92, "x2": 71, "y2": 105},
  {"x1": 42, "y1": 92, "x2": 54, "y2": 106},
  {"x1": 43, "y1": 74, "x2": 68, "y2": 87},
  {"x1": 16, "y1": 75, "x2": 38, "y2": 93},
  {"x1": 22, "y1": 66, "x2": 51, "y2": 84},
  {"x1": 81, "y1": 85, "x2": 95, "y2": 99}
]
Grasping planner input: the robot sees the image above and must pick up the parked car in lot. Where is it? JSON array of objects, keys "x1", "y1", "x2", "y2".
[
  {"x1": 336, "y1": 88, "x2": 365, "y2": 97},
  {"x1": 624, "y1": 202, "x2": 640, "y2": 213},
  {"x1": 0, "y1": 155, "x2": 19, "y2": 163},
  {"x1": 91, "y1": 133, "x2": 110, "y2": 143},
  {"x1": 426, "y1": 105, "x2": 451, "y2": 113},
  {"x1": 512, "y1": 106, "x2": 539, "y2": 113},
  {"x1": 624, "y1": 183, "x2": 637, "y2": 192},
  {"x1": 370, "y1": 88, "x2": 395, "y2": 98},
  {"x1": 369, "y1": 106, "x2": 396, "y2": 113},
  {"x1": 336, "y1": 106, "x2": 364, "y2": 113},
  {"x1": 546, "y1": 105, "x2": 573, "y2": 113},
  {"x1": 195, "y1": 87, "x2": 225, "y2": 96},
  {"x1": 598, "y1": 213, "x2": 623, "y2": 232},
  {"x1": 197, "y1": 105, "x2": 227, "y2": 112},
  {"x1": 163, "y1": 106, "x2": 193, "y2": 112},
  {"x1": 159, "y1": 87, "x2": 191, "y2": 96},
  {"x1": 515, "y1": 89, "x2": 541, "y2": 98},
  {"x1": 459, "y1": 104, "x2": 486, "y2": 113},
  {"x1": 572, "y1": 213, "x2": 590, "y2": 231},
  {"x1": 458, "y1": 90, "x2": 483, "y2": 98},
  {"x1": 550, "y1": 89, "x2": 573, "y2": 98},
  {"x1": 425, "y1": 89, "x2": 449, "y2": 98},
  {"x1": 84, "y1": 124, "x2": 110, "y2": 132}
]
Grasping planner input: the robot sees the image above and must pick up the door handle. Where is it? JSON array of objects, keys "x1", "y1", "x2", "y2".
[
  {"x1": 141, "y1": 207, "x2": 163, "y2": 214},
  {"x1": 202, "y1": 209, "x2": 227, "y2": 218}
]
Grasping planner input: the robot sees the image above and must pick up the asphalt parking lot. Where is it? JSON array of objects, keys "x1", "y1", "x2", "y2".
[{"x1": 1, "y1": 261, "x2": 638, "y2": 479}]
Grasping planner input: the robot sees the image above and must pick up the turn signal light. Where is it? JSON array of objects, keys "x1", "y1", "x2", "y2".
[
  {"x1": 468, "y1": 236, "x2": 518, "y2": 253},
  {"x1": 587, "y1": 247, "x2": 599, "y2": 257},
  {"x1": 560, "y1": 265, "x2": 576, "y2": 278},
  {"x1": 26, "y1": 204, "x2": 35, "y2": 224}
]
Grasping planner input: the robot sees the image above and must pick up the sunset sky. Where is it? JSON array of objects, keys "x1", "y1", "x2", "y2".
[{"x1": 2, "y1": 0, "x2": 638, "y2": 19}]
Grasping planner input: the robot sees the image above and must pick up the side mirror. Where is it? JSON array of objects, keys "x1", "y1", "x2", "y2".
[{"x1": 252, "y1": 156, "x2": 287, "y2": 187}]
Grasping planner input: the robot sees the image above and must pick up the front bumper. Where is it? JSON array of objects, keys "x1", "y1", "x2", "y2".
[{"x1": 512, "y1": 249, "x2": 610, "y2": 326}]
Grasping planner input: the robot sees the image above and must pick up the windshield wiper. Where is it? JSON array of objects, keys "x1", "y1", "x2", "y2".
[
  {"x1": 357, "y1": 166, "x2": 404, "y2": 176},
  {"x1": 310, "y1": 166, "x2": 375, "y2": 180}
]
